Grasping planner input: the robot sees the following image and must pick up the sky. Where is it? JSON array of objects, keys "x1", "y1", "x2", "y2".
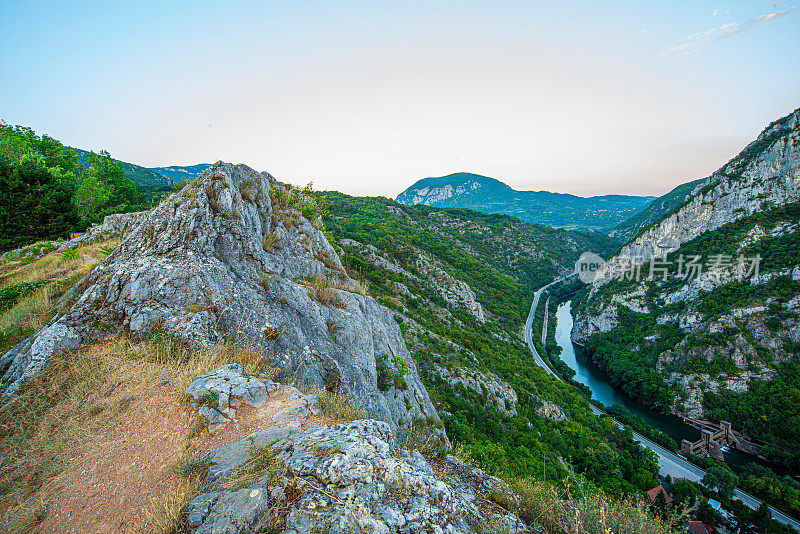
[{"x1": 1, "y1": 1, "x2": 798, "y2": 197}]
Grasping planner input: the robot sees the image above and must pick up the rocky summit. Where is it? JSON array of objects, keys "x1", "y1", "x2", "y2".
[{"x1": 0, "y1": 162, "x2": 438, "y2": 429}]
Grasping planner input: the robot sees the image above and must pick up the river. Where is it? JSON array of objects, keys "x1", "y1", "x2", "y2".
[{"x1": 555, "y1": 300, "x2": 756, "y2": 468}]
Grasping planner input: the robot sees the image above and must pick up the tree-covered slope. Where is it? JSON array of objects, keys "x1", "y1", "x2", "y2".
[
  {"x1": 322, "y1": 192, "x2": 660, "y2": 496},
  {"x1": 396, "y1": 172, "x2": 655, "y2": 231},
  {"x1": 0, "y1": 124, "x2": 149, "y2": 250},
  {"x1": 73, "y1": 148, "x2": 172, "y2": 192}
]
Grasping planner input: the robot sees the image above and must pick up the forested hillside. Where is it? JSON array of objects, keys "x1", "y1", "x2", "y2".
[
  {"x1": 396, "y1": 172, "x2": 655, "y2": 231},
  {"x1": 322, "y1": 193, "x2": 662, "y2": 495}
]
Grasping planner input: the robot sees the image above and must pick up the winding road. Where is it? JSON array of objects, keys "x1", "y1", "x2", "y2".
[{"x1": 524, "y1": 279, "x2": 800, "y2": 531}]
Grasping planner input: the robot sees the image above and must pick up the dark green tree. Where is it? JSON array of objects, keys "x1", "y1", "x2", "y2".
[
  {"x1": 0, "y1": 156, "x2": 79, "y2": 251},
  {"x1": 702, "y1": 465, "x2": 739, "y2": 500}
]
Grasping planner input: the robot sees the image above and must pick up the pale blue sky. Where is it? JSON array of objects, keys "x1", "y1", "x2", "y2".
[{"x1": 1, "y1": 1, "x2": 798, "y2": 196}]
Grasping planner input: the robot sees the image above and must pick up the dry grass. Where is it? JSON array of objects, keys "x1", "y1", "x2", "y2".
[
  {"x1": 298, "y1": 274, "x2": 367, "y2": 297},
  {"x1": 0, "y1": 239, "x2": 119, "y2": 354},
  {"x1": 227, "y1": 443, "x2": 286, "y2": 489},
  {"x1": 262, "y1": 232, "x2": 279, "y2": 252},
  {"x1": 142, "y1": 479, "x2": 200, "y2": 534},
  {"x1": 142, "y1": 453, "x2": 211, "y2": 534},
  {"x1": 0, "y1": 330, "x2": 281, "y2": 533},
  {"x1": 396, "y1": 418, "x2": 449, "y2": 459},
  {"x1": 489, "y1": 476, "x2": 678, "y2": 534},
  {"x1": 122, "y1": 335, "x2": 278, "y2": 404},
  {"x1": 223, "y1": 443, "x2": 304, "y2": 532},
  {"x1": 309, "y1": 386, "x2": 366, "y2": 423},
  {"x1": 0, "y1": 348, "x2": 106, "y2": 533},
  {"x1": 314, "y1": 286, "x2": 342, "y2": 307},
  {"x1": 296, "y1": 274, "x2": 371, "y2": 307}
]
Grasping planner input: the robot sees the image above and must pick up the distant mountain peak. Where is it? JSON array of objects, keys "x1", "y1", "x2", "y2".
[{"x1": 396, "y1": 173, "x2": 653, "y2": 231}]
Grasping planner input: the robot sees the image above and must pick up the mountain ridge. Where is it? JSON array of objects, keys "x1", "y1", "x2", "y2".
[{"x1": 396, "y1": 172, "x2": 655, "y2": 231}]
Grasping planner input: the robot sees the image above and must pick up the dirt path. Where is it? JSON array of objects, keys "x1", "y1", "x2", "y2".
[{"x1": 37, "y1": 369, "x2": 306, "y2": 533}]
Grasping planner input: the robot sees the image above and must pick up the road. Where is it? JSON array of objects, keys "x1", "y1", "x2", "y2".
[
  {"x1": 541, "y1": 296, "x2": 550, "y2": 346},
  {"x1": 524, "y1": 279, "x2": 800, "y2": 531}
]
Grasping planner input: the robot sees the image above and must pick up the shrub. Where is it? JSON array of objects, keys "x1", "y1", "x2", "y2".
[
  {"x1": 58, "y1": 248, "x2": 79, "y2": 262},
  {"x1": 498, "y1": 476, "x2": 678, "y2": 534},
  {"x1": 173, "y1": 453, "x2": 211, "y2": 481},
  {"x1": 396, "y1": 417, "x2": 449, "y2": 459},
  {"x1": 314, "y1": 286, "x2": 342, "y2": 307},
  {"x1": 262, "y1": 232, "x2": 279, "y2": 252}
]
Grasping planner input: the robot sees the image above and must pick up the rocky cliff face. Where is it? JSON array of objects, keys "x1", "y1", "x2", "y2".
[
  {"x1": 614, "y1": 109, "x2": 800, "y2": 265},
  {"x1": 339, "y1": 239, "x2": 486, "y2": 323},
  {"x1": 432, "y1": 365, "x2": 518, "y2": 417},
  {"x1": 0, "y1": 163, "x2": 438, "y2": 428},
  {"x1": 572, "y1": 108, "x2": 800, "y2": 418}
]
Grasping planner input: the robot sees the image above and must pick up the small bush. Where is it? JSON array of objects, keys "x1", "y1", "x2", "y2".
[
  {"x1": 262, "y1": 232, "x2": 279, "y2": 252},
  {"x1": 314, "y1": 286, "x2": 343, "y2": 308},
  {"x1": 396, "y1": 418, "x2": 449, "y2": 459},
  {"x1": 497, "y1": 476, "x2": 678, "y2": 534},
  {"x1": 0, "y1": 281, "x2": 48, "y2": 312},
  {"x1": 240, "y1": 178, "x2": 258, "y2": 201},
  {"x1": 269, "y1": 186, "x2": 290, "y2": 208},
  {"x1": 58, "y1": 248, "x2": 79, "y2": 262},
  {"x1": 143, "y1": 480, "x2": 197, "y2": 534},
  {"x1": 173, "y1": 453, "x2": 211, "y2": 481},
  {"x1": 326, "y1": 318, "x2": 341, "y2": 335}
]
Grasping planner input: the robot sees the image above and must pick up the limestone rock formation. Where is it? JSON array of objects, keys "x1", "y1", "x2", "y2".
[
  {"x1": 339, "y1": 238, "x2": 486, "y2": 322},
  {"x1": 572, "y1": 108, "x2": 800, "y2": 417},
  {"x1": 183, "y1": 364, "x2": 322, "y2": 431},
  {"x1": 54, "y1": 211, "x2": 149, "y2": 252},
  {"x1": 433, "y1": 365, "x2": 518, "y2": 417},
  {"x1": 0, "y1": 163, "x2": 439, "y2": 430},
  {"x1": 189, "y1": 419, "x2": 522, "y2": 534}
]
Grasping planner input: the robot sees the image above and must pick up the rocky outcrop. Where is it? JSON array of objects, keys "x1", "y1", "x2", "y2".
[
  {"x1": 0, "y1": 163, "x2": 439, "y2": 429},
  {"x1": 433, "y1": 365, "x2": 518, "y2": 417},
  {"x1": 413, "y1": 253, "x2": 486, "y2": 323},
  {"x1": 667, "y1": 370, "x2": 775, "y2": 419},
  {"x1": 530, "y1": 396, "x2": 568, "y2": 423},
  {"x1": 572, "y1": 108, "x2": 800, "y2": 418},
  {"x1": 55, "y1": 211, "x2": 149, "y2": 251},
  {"x1": 189, "y1": 419, "x2": 522, "y2": 534},
  {"x1": 339, "y1": 239, "x2": 486, "y2": 322},
  {"x1": 184, "y1": 364, "x2": 321, "y2": 432}
]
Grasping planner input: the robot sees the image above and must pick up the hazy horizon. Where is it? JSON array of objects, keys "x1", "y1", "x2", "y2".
[{"x1": 2, "y1": 1, "x2": 798, "y2": 198}]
